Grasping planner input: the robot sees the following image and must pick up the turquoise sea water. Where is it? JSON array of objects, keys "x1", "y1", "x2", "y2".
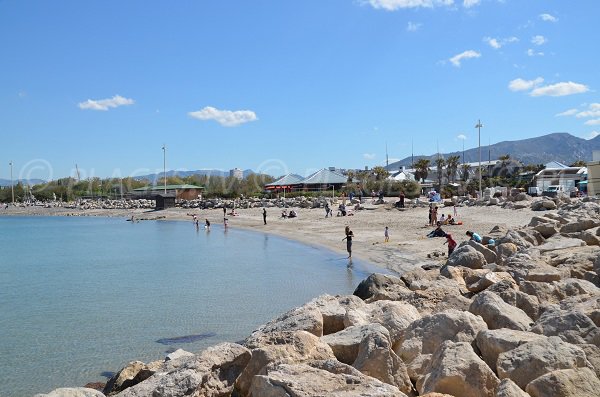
[{"x1": 0, "y1": 216, "x2": 378, "y2": 397}]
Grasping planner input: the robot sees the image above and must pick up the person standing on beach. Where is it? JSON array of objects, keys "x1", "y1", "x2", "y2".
[
  {"x1": 384, "y1": 226, "x2": 389, "y2": 243},
  {"x1": 223, "y1": 207, "x2": 226, "y2": 217},
  {"x1": 399, "y1": 192, "x2": 405, "y2": 208},
  {"x1": 342, "y1": 226, "x2": 354, "y2": 258},
  {"x1": 205, "y1": 219, "x2": 211, "y2": 230},
  {"x1": 263, "y1": 208, "x2": 267, "y2": 225}
]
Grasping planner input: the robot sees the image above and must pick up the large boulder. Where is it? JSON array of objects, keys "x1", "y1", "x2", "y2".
[
  {"x1": 486, "y1": 280, "x2": 541, "y2": 320},
  {"x1": 538, "y1": 235, "x2": 586, "y2": 253},
  {"x1": 394, "y1": 309, "x2": 488, "y2": 365},
  {"x1": 310, "y1": 294, "x2": 366, "y2": 335},
  {"x1": 469, "y1": 291, "x2": 534, "y2": 331},
  {"x1": 446, "y1": 245, "x2": 486, "y2": 269},
  {"x1": 495, "y1": 379, "x2": 531, "y2": 397},
  {"x1": 114, "y1": 342, "x2": 251, "y2": 397},
  {"x1": 344, "y1": 300, "x2": 421, "y2": 342},
  {"x1": 321, "y1": 324, "x2": 413, "y2": 394},
  {"x1": 34, "y1": 389, "x2": 105, "y2": 397},
  {"x1": 525, "y1": 367, "x2": 600, "y2": 397},
  {"x1": 249, "y1": 303, "x2": 323, "y2": 337},
  {"x1": 476, "y1": 329, "x2": 546, "y2": 372},
  {"x1": 417, "y1": 341, "x2": 500, "y2": 397},
  {"x1": 560, "y1": 219, "x2": 600, "y2": 234},
  {"x1": 236, "y1": 331, "x2": 335, "y2": 396},
  {"x1": 104, "y1": 360, "x2": 160, "y2": 395},
  {"x1": 496, "y1": 336, "x2": 592, "y2": 390},
  {"x1": 353, "y1": 273, "x2": 412, "y2": 302},
  {"x1": 519, "y1": 278, "x2": 600, "y2": 304},
  {"x1": 467, "y1": 240, "x2": 498, "y2": 264},
  {"x1": 248, "y1": 361, "x2": 407, "y2": 397},
  {"x1": 496, "y1": 243, "x2": 519, "y2": 262},
  {"x1": 530, "y1": 306, "x2": 600, "y2": 345}
]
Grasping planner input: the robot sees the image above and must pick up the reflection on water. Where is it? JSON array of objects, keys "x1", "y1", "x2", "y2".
[{"x1": 0, "y1": 216, "x2": 376, "y2": 396}]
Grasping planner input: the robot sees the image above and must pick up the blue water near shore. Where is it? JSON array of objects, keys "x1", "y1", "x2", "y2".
[{"x1": 0, "y1": 216, "x2": 379, "y2": 396}]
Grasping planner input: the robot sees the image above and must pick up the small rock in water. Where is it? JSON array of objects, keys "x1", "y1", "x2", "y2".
[{"x1": 156, "y1": 332, "x2": 217, "y2": 345}]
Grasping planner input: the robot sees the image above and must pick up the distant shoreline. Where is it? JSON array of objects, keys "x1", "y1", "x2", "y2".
[{"x1": 0, "y1": 201, "x2": 539, "y2": 275}]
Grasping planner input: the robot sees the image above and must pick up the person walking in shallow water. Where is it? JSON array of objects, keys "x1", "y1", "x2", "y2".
[
  {"x1": 263, "y1": 208, "x2": 267, "y2": 225},
  {"x1": 342, "y1": 226, "x2": 354, "y2": 258}
]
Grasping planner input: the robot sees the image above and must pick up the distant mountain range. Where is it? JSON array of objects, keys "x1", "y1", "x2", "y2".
[
  {"x1": 385, "y1": 132, "x2": 600, "y2": 171},
  {"x1": 133, "y1": 169, "x2": 256, "y2": 182},
  {"x1": 0, "y1": 178, "x2": 45, "y2": 187}
]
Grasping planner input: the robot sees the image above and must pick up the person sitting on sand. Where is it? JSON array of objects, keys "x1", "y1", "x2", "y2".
[
  {"x1": 288, "y1": 210, "x2": 297, "y2": 218},
  {"x1": 466, "y1": 230, "x2": 482, "y2": 243},
  {"x1": 427, "y1": 221, "x2": 447, "y2": 238},
  {"x1": 229, "y1": 209, "x2": 238, "y2": 216},
  {"x1": 439, "y1": 214, "x2": 446, "y2": 224},
  {"x1": 281, "y1": 209, "x2": 288, "y2": 218},
  {"x1": 447, "y1": 214, "x2": 456, "y2": 225}
]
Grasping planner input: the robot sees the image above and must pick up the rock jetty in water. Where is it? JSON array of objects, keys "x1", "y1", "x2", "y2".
[{"x1": 36, "y1": 200, "x2": 600, "y2": 397}]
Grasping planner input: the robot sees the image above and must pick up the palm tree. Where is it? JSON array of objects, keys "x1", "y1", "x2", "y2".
[
  {"x1": 414, "y1": 158, "x2": 431, "y2": 183},
  {"x1": 446, "y1": 155, "x2": 461, "y2": 183},
  {"x1": 435, "y1": 157, "x2": 446, "y2": 189},
  {"x1": 461, "y1": 163, "x2": 471, "y2": 182},
  {"x1": 371, "y1": 166, "x2": 389, "y2": 181}
]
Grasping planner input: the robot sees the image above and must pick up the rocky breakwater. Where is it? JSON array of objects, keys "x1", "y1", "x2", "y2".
[{"x1": 37, "y1": 200, "x2": 600, "y2": 397}]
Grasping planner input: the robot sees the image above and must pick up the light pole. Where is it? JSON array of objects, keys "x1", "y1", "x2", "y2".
[
  {"x1": 9, "y1": 161, "x2": 14, "y2": 204},
  {"x1": 162, "y1": 144, "x2": 167, "y2": 194},
  {"x1": 475, "y1": 120, "x2": 484, "y2": 198}
]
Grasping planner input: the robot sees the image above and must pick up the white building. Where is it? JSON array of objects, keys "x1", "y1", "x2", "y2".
[
  {"x1": 534, "y1": 161, "x2": 586, "y2": 192},
  {"x1": 587, "y1": 151, "x2": 600, "y2": 197},
  {"x1": 229, "y1": 168, "x2": 243, "y2": 180}
]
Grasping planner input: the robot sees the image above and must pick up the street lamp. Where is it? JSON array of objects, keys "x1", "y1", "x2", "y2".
[
  {"x1": 475, "y1": 120, "x2": 484, "y2": 198},
  {"x1": 9, "y1": 161, "x2": 14, "y2": 204},
  {"x1": 162, "y1": 144, "x2": 167, "y2": 194}
]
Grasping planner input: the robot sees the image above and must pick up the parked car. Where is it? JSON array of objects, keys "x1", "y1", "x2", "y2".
[
  {"x1": 528, "y1": 186, "x2": 542, "y2": 196},
  {"x1": 543, "y1": 185, "x2": 564, "y2": 197}
]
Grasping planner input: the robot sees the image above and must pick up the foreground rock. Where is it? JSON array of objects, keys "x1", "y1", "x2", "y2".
[
  {"x1": 114, "y1": 343, "x2": 250, "y2": 397},
  {"x1": 525, "y1": 367, "x2": 600, "y2": 397},
  {"x1": 34, "y1": 388, "x2": 105, "y2": 397},
  {"x1": 248, "y1": 361, "x2": 407, "y2": 396}
]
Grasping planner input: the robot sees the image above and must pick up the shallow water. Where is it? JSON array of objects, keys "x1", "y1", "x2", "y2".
[{"x1": 0, "y1": 216, "x2": 379, "y2": 396}]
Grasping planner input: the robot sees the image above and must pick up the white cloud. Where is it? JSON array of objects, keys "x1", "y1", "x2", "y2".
[
  {"x1": 363, "y1": 153, "x2": 376, "y2": 160},
  {"x1": 527, "y1": 49, "x2": 544, "y2": 57},
  {"x1": 188, "y1": 106, "x2": 258, "y2": 127},
  {"x1": 364, "y1": 0, "x2": 454, "y2": 11},
  {"x1": 555, "y1": 108, "x2": 578, "y2": 117},
  {"x1": 531, "y1": 35, "x2": 547, "y2": 45},
  {"x1": 586, "y1": 131, "x2": 600, "y2": 140},
  {"x1": 540, "y1": 13, "x2": 558, "y2": 22},
  {"x1": 457, "y1": 134, "x2": 467, "y2": 140},
  {"x1": 483, "y1": 36, "x2": 518, "y2": 49},
  {"x1": 449, "y1": 50, "x2": 481, "y2": 67},
  {"x1": 585, "y1": 119, "x2": 600, "y2": 126},
  {"x1": 576, "y1": 103, "x2": 600, "y2": 118},
  {"x1": 407, "y1": 21, "x2": 422, "y2": 32},
  {"x1": 463, "y1": 0, "x2": 480, "y2": 8},
  {"x1": 78, "y1": 95, "x2": 134, "y2": 111},
  {"x1": 530, "y1": 82, "x2": 590, "y2": 97},
  {"x1": 508, "y1": 77, "x2": 544, "y2": 92}
]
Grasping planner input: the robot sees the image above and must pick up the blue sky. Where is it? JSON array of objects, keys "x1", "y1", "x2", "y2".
[{"x1": 1, "y1": 0, "x2": 599, "y2": 180}]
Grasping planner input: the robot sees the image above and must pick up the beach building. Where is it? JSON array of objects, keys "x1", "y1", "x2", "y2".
[
  {"x1": 534, "y1": 162, "x2": 587, "y2": 192},
  {"x1": 133, "y1": 184, "x2": 204, "y2": 200},
  {"x1": 388, "y1": 167, "x2": 416, "y2": 182},
  {"x1": 229, "y1": 168, "x2": 244, "y2": 180},
  {"x1": 264, "y1": 173, "x2": 304, "y2": 194},
  {"x1": 586, "y1": 151, "x2": 600, "y2": 197},
  {"x1": 294, "y1": 168, "x2": 349, "y2": 192}
]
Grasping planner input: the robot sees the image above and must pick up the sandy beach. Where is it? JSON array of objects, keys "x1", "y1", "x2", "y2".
[{"x1": 2, "y1": 199, "x2": 539, "y2": 275}]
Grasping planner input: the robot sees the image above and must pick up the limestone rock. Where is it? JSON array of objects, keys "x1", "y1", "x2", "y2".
[
  {"x1": 579, "y1": 344, "x2": 600, "y2": 378},
  {"x1": 417, "y1": 341, "x2": 500, "y2": 397},
  {"x1": 467, "y1": 240, "x2": 498, "y2": 264},
  {"x1": 248, "y1": 362, "x2": 407, "y2": 397},
  {"x1": 344, "y1": 300, "x2": 421, "y2": 342},
  {"x1": 475, "y1": 329, "x2": 546, "y2": 372},
  {"x1": 236, "y1": 331, "x2": 335, "y2": 396},
  {"x1": 487, "y1": 280, "x2": 541, "y2": 320},
  {"x1": 496, "y1": 336, "x2": 592, "y2": 390},
  {"x1": 469, "y1": 291, "x2": 534, "y2": 331},
  {"x1": 468, "y1": 271, "x2": 516, "y2": 293},
  {"x1": 394, "y1": 309, "x2": 488, "y2": 365},
  {"x1": 525, "y1": 367, "x2": 600, "y2": 397},
  {"x1": 560, "y1": 219, "x2": 599, "y2": 234},
  {"x1": 495, "y1": 379, "x2": 531, "y2": 397},
  {"x1": 34, "y1": 388, "x2": 105, "y2": 397},
  {"x1": 251, "y1": 302, "x2": 323, "y2": 337},
  {"x1": 115, "y1": 342, "x2": 251, "y2": 397},
  {"x1": 353, "y1": 273, "x2": 412, "y2": 302},
  {"x1": 498, "y1": 230, "x2": 532, "y2": 250},
  {"x1": 165, "y1": 349, "x2": 194, "y2": 362},
  {"x1": 432, "y1": 294, "x2": 473, "y2": 314},
  {"x1": 496, "y1": 243, "x2": 518, "y2": 261},
  {"x1": 310, "y1": 294, "x2": 366, "y2": 335},
  {"x1": 525, "y1": 266, "x2": 566, "y2": 282},
  {"x1": 530, "y1": 306, "x2": 600, "y2": 345},
  {"x1": 446, "y1": 245, "x2": 487, "y2": 269},
  {"x1": 519, "y1": 278, "x2": 600, "y2": 305},
  {"x1": 538, "y1": 235, "x2": 586, "y2": 253}
]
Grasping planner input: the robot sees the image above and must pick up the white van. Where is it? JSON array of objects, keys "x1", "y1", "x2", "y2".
[
  {"x1": 543, "y1": 185, "x2": 564, "y2": 197},
  {"x1": 528, "y1": 186, "x2": 542, "y2": 196}
]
